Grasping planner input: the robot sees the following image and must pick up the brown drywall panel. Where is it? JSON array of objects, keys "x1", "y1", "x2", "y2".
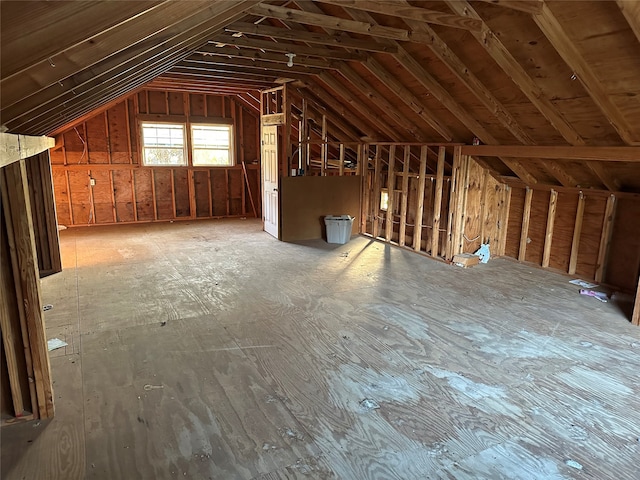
[
  {"x1": 549, "y1": 192, "x2": 579, "y2": 272},
  {"x1": 505, "y1": 187, "x2": 526, "y2": 258},
  {"x1": 90, "y1": 170, "x2": 113, "y2": 224},
  {"x1": 525, "y1": 190, "x2": 550, "y2": 266},
  {"x1": 86, "y1": 114, "x2": 108, "y2": 164},
  {"x1": 107, "y1": 101, "x2": 130, "y2": 164},
  {"x1": 134, "y1": 169, "x2": 154, "y2": 221},
  {"x1": 190, "y1": 94, "x2": 205, "y2": 117},
  {"x1": 153, "y1": 169, "x2": 173, "y2": 220},
  {"x1": 576, "y1": 196, "x2": 606, "y2": 280},
  {"x1": 605, "y1": 198, "x2": 640, "y2": 291},
  {"x1": 173, "y1": 169, "x2": 190, "y2": 218},
  {"x1": 148, "y1": 91, "x2": 167, "y2": 115},
  {"x1": 52, "y1": 170, "x2": 71, "y2": 226},
  {"x1": 113, "y1": 170, "x2": 135, "y2": 222},
  {"x1": 281, "y1": 175, "x2": 361, "y2": 242},
  {"x1": 194, "y1": 171, "x2": 210, "y2": 218},
  {"x1": 211, "y1": 170, "x2": 228, "y2": 217},
  {"x1": 168, "y1": 92, "x2": 185, "y2": 116},
  {"x1": 229, "y1": 169, "x2": 243, "y2": 216}
]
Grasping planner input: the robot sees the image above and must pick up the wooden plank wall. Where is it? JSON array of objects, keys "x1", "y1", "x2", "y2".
[
  {"x1": 49, "y1": 89, "x2": 261, "y2": 227},
  {"x1": 503, "y1": 187, "x2": 640, "y2": 291},
  {"x1": 25, "y1": 151, "x2": 62, "y2": 278},
  {"x1": 1, "y1": 159, "x2": 54, "y2": 424}
]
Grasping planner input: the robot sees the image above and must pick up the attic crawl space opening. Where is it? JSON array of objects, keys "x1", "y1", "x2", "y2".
[{"x1": 1, "y1": 0, "x2": 640, "y2": 450}]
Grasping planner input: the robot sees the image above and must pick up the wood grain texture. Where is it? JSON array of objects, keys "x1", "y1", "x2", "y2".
[{"x1": 4, "y1": 220, "x2": 639, "y2": 478}]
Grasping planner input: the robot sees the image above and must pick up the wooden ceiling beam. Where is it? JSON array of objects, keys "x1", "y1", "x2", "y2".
[
  {"x1": 1, "y1": 1, "x2": 165, "y2": 79},
  {"x1": 246, "y1": 4, "x2": 435, "y2": 44},
  {"x1": 315, "y1": 73, "x2": 403, "y2": 141},
  {"x1": 361, "y1": 56, "x2": 454, "y2": 141},
  {"x1": 224, "y1": 22, "x2": 398, "y2": 53},
  {"x1": 289, "y1": 88, "x2": 360, "y2": 141},
  {"x1": 462, "y1": 145, "x2": 640, "y2": 161},
  {"x1": 534, "y1": 2, "x2": 638, "y2": 145},
  {"x1": 445, "y1": 1, "x2": 585, "y2": 147},
  {"x1": 336, "y1": 65, "x2": 431, "y2": 142},
  {"x1": 315, "y1": 0, "x2": 482, "y2": 31},
  {"x1": 541, "y1": 161, "x2": 579, "y2": 188},
  {"x1": 396, "y1": 2, "x2": 534, "y2": 145},
  {"x1": 616, "y1": 0, "x2": 640, "y2": 44},
  {"x1": 204, "y1": 35, "x2": 366, "y2": 60},
  {"x1": 190, "y1": 47, "x2": 335, "y2": 69},
  {"x1": 180, "y1": 55, "x2": 322, "y2": 75},
  {"x1": 294, "y1": 80, "x2": 381, "y2": 139},
  {"x1": 474, "y1": 0, "x2": 544, "y2": 14},
  {"x1": 1, "y1": 0, "x2": 218, "y2": 110}
]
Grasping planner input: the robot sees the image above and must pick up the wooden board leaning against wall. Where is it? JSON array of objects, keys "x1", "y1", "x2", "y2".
[{"x1": 48, "y1": 89, "x2": 262, "y2": 227}]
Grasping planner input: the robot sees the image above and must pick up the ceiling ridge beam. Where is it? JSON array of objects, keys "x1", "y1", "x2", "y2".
[
  {"x1": 534, "y1": 2, "x2": 639, "y2": 145},
  {"x1": 474, "y1": 0, "x2": 544, "y2": 14},
  {"x1": 190, "y1": 48, "x2": 335, "y2": 69},
  {"x1": 225, "y1": 22, "x2": 398, "y2": 53},
  {"x1": 247, "y1": 3, "x2": 435, "y2": 44},
  {"x1": 313, "y1": 0, "x2": 482, "y2": 31},
  {"x1": 203, "y1": 35, "x2": 366, "y2": 60}
]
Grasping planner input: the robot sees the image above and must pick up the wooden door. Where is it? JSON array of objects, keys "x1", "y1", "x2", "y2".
[{"x1": 262, "y1": 125, "x2": 279, "y2": 238}]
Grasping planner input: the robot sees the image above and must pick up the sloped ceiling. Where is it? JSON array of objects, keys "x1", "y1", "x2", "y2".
[{"x1": 1, "y1": 0, "x2": 639, "y2": 191}]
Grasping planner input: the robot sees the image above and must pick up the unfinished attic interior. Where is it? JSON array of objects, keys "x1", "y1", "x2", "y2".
[{"x1": 1, "y1": 0, "x2": 640, "y2": 478}]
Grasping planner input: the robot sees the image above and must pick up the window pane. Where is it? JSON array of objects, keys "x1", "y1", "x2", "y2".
[
  {"x1": 193, "y1": 148, "x2": 230, "y2": 166},
  {"x1": 144, "y1": 147, "x2": 185, "y2": 166},
  {"x1": 192, "y1": 124, "x2": 233, "y2": 166},
  {"x1": 141, "y1": 123, "x2": 186, "y2": 166}
]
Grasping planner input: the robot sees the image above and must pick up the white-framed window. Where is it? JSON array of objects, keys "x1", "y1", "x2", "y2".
[
  {"x1": 191, "y1": 124, "x2": 234, "y2": 167},
  {"x1": 141, "y1": 122, "x2": 186, "y2": 166},
  {"x1": 380, "y1": 189, "x2": 389, "y2": 211}
]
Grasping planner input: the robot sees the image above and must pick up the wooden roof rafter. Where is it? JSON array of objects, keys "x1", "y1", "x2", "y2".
[
  {"x1": 190, "y1": 46, "x2": 336, "y2": 69},
  {"x1": 533, "y1": 2, "x2": 639, "y2": 145},
  {"x1": 616, "y1": 0, "x2": 640, "y2": 44}
]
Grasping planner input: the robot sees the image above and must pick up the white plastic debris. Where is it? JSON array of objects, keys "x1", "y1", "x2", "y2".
[{"x1": 47, "y1": 338, "x2": 68, "y2": 351}]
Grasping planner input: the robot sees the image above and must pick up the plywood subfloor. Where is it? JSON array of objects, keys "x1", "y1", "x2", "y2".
[{"x1": 2, "y1": 219, "x2": 639, "y2": 479}]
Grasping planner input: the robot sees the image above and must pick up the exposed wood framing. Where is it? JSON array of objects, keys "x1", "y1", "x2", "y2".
[
  {"x1": 316, "y1": 0, "x2": 482, "y2": 31},
  {"x1": 462, "y1": 145, "x2": 640, "y2": 162},
  {"x1": 633, "y1": 278, "x2": 640, "y2": 326},
  {"x1": 398, "y1": 146, "x2": 410, "y2": 246},
  {"x1": 542, "y1": 189, "x2": 558, "y2": 268},
  {"x1": 384, "y1": 145, "x2": 396, "y2": 242},
  {"x1": 413, "y1": 146, "x2": 428, "y2": 252},
  {"x1": 475, "y1": 0, "x2": 544, "y2": 14},
  {"x1": 518, "y1": 187, "x2": 534, "y2": 262},
  {"x1": 372, "y1": 146, "x2": 382, "y2": 238},
  {"x1": 431, "y1": 147, "x2": 445, "y2": 257},
  {"x1": 568, "y1": 191, "x2": 585, "y2": 275},
  {"x1": 0, "y1": 133, "x2": 55, "y2": 168},
  {"x1": 534, "y1": 3, "x2": 638, "y2": 145},
  {"x1": 595, "y1": 195, "x2": 617, "y2": 283}
]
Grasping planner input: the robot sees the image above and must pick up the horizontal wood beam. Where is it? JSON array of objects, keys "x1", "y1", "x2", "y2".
[
  {"x1": 189, "y1": 48, "x2": 334, "y2": 69},
  {"x1": 0, "y1": 133, "x2": 55, "y2": 168},
  {"x1": 247, "y1": 4, "x2": 434, "y2": 44},
  {"x1": 474, "y1": 0, "x2": 543, "y2": 14},
  {"x1": 225, "y1": 22, "x2": 398, "y2": 53},
  {"x1": 315, "y1": 0, "x2": 482, "y2": 31},
  {"x1": 205, "y1": 35, "x2": 366, "y2": 60},
  {"x1": 462, "y1": 145, "x2": 640, "y2": 161}
]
